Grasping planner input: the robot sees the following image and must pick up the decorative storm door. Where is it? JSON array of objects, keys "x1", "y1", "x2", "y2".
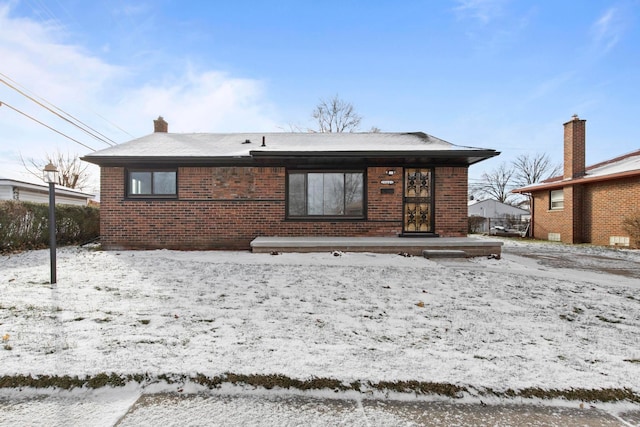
[{"x1": 403, "y1": 168, "x2": 433, "y2": 234}]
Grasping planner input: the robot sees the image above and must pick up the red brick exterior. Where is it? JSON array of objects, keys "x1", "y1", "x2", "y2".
[
  {"x1": 99, "y1": 165, "x2": 470, "y2": 250},
  {"x1": 564, "y1": 116, "x2": 586, "y2": 179},
  {"x1": 526, "y1": 116, "x2": 640, "y2": 247},
  {"x1": 531, "y1": 178, "x2": 640, "y2": 246},
  {"x1": 583, "y1": 178, "x2": 640, "y2": 245},
  {"x1": 434, "y1": 166, "x2": 468, "y2": 237}
]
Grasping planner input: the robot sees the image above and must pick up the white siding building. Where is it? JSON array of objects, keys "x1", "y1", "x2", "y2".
[
  {"x1": 468, "y1": 199, "x2": 529, "y2": 233},
  {"x1": 0, "y1": 177, "x2": 95, "y2": 206}
]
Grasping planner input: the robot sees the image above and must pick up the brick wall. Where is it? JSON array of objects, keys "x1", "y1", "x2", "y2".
[
  {"x1": 531, "y1": 178, "x2": 640, "y2": 246},
  {"x1": 434, "y1": 166, "x2": 468, "y2": 237},
  {"x1": 99, "y1": 165, "x2": 470, "y2": 250},
  {"x1": 563, "y1": 116, "x2": 586, "y2": 179},
  {"x1": 583, "y1": 177, "x2": 640, "y2": 245},
  {"x1": 531, "y1": 191, "x2": 569, "y2": 241}
]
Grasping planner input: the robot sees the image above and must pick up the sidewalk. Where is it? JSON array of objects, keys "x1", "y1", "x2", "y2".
[
  {"x1": 2, "y1": 391, "x2": 638, "y2": 426},
  {"x1": 116, "y1": 393, "x2": 639, "y2": 427}
]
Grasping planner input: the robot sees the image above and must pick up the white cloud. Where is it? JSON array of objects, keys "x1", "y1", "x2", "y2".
[
  {"x1": 453, "y1": 0, "x2": 507, "y2": 24},
  {"x1": 591, "y1": 7, "x2": 624, "y2": 54},
  {"x1": 115, "y1": 67, "x2": 280, "y2": 135},
  {"x1": 452, "y1": 0, "x2": 531, "y2": 55},
  {"x1": 0, "y1": 4, "x2": 122, "y2": 104},
  {"x1": 0, "y1": 4, "x2": 279, "y2": 184},
  {"x1": 526, "y1": 71, "x2": 576, "y2": 102}
]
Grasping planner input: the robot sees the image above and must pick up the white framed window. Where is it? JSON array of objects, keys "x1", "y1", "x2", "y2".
[{"x1": 550, "y1": 189, "x2": 564, "y2": 210}]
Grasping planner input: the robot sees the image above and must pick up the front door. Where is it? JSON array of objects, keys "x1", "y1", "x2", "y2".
[{"x1": 403, "y1": 168, "x2": 433, "y2": 234}]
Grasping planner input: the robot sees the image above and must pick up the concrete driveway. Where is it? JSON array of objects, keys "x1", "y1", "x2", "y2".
[{"x1": 502, "y1": 243, "x2": 640, "y2": 280}]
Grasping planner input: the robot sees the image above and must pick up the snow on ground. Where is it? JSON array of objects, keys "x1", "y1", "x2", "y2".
[{"x1": 0, "y1": 240, "x2": 639, "y2": 396}]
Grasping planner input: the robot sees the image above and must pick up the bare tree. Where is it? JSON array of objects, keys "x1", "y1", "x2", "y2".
[
  {"x1": 22, "y1": 150, "x2": 91, "y2": 190},
  {"x1": 512, "y1": 153, "x2": 561, "y2": 188},
  {"x1": 312, "y1": 95, "x2": 362, "y2": 133},
  {"x1": 472, "y1": 162, "x2": 516, "y2": 204}
]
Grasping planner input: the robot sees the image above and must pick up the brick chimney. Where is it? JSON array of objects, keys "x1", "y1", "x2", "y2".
[
  {"x1": 153, "y1": 116, "x2": 168, "y2": 133},
  {"x1": 563, "y1": 114, "x2": 586, "y2": 179}
]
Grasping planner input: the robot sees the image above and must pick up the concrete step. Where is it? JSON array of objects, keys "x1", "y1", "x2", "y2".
[{"x1": 422, "y1": 249, "x2": 467, "y2": 259}]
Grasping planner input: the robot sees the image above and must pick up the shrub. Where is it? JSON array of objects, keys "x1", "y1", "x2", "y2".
[
  {"x1": 622, "y1": 213, "x2": 640, "y2": 249},
  {"x1": 0, "y1": 201, "x2": 99, "y2": 253},
  {"x1": 468, "y1": 216, "x2": 485, "y2": 233}
]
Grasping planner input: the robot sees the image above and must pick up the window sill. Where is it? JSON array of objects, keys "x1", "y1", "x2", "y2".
[
  {"x1": 125, "y1": 196, "x2": 178, "y2": 200},
  {"x1": 286, "y1": 216, "x2": 366, "y2": 222}
]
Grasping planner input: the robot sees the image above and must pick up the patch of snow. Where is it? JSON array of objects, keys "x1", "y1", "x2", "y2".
[{"x1": 0, "y1": 242, "x2": 638, "y2": 397}]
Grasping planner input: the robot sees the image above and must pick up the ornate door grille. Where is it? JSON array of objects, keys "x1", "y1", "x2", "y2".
[{"x1": 403, "y1": 168, "x2": 433, "y2": 233}]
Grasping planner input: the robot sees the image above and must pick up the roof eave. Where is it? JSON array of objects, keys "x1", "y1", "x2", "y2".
[
  {"x1": 512, "y1": 169, "x2": 640, "y2": 193},
  {"x1": 252, "y1": 149, "x2": 500, "y2": 166},
  {"x1": 81, "y1": 155, "x2": 254, "y2": 167},
  {"x1": 82, "y1": 149, "x2": 500, "y2": 167}
]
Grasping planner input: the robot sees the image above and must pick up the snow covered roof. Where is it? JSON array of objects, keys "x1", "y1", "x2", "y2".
[
  {"x1": 586, "y1": 149, "x2": 640, "y2": 177},
  {"x1": 0, "y1": 176, "x2": 94, "y2": 198},
  {"x1": 513, "y1": 149, "x2": 640, "y2": 193},
  {"x1": 82, "y1": 132, "x2": 499, "y2": 166},
  {"x1": 467, "y1": 199, "x2": 530, "y2": 214}
]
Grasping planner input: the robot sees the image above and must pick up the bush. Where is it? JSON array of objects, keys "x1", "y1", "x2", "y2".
[
  {"x1": 468, "y1": 216, "x2": 485, "y2": 233},
  {"x1": 622, "y1": 213, "x2": 640, "y2": 249},
  {"x1": 0, "y1": 201, "x2": 99, "y2": 253}
]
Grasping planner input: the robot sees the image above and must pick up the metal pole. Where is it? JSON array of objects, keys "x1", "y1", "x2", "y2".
[{"x1": 49, "y1": 181, "x2": 56, "y2": 284}]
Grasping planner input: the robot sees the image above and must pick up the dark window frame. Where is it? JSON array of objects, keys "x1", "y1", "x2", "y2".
[
  {"x1": 126, "y1": 168, "x2": 178, "y2": 199},
  {"x1": 286, "y1": 169, "x2": 366, "y2": 220}
]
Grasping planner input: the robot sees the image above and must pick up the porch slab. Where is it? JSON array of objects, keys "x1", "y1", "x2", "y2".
[
  {"x1": 250, "y1": 236, "x2": 502, "y2": 258},
  {"x1": 422, "y1": 249, "x2": 468, "y2": 258}
]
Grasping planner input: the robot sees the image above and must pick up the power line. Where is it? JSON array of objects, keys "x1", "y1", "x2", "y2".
[
  {"x1": 0, "y1": 74, "x2": 117, "y2": 147},
  {"x1": 89, "y1": 110, "x2": 135, "y2": 139},
  {"x1": 0, "y1": 101, "x2": 96, "y2": 151},
  {"x1": 19, "y1": 1, "x2": 127, "y2": 143},
  {"x1": 24, "y1": 0, "x2": 65, "y2": 29}
]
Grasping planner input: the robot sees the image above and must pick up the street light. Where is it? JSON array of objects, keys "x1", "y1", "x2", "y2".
[{"x1": 43, "y1": 162, "x2": 58, "y2": 284}]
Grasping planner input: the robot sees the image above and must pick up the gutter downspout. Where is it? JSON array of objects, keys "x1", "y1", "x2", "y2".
[{"x1": 528, "y1": 193, "x2": 534, "y2": 238}]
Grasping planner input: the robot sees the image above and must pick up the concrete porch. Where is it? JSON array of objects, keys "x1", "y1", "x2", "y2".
[{"x1": 250, "y1": 236, "x2": 503, "y2": 258}]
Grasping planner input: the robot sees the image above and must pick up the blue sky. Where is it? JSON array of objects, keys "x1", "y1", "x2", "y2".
[{"x1": 1, "y1": 0, "x2": 639, "y2": 192}]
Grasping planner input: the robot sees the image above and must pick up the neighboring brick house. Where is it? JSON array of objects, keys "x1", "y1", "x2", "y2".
[
  {"x1": 513, "y1": 115, "x2": 640, "y2": 247},
  {"x1": 82, "y1": 117, "x2": 499, "y2": 250}
]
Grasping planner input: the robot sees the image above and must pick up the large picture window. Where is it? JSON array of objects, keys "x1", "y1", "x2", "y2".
[
  {"x1": 288, "y1": 171, "x2": 364, "y2": 218},
  {"x1": 128, "y1": 170, "x2": 177, "y2": 197}
]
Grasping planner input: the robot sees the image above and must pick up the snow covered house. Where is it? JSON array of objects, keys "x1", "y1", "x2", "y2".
[
  {"x1": 468, "y1": 199, "x2": 530, "y2": 233},
  {"x1": 513, "y1": 115, "x2": 640, "y2": 247},
  {"x1": 82, "y1": 117, "x2": 500, "y2": 252},
  {"x1": 0, "y1": 176, "x2": 94, "y2": 206}
]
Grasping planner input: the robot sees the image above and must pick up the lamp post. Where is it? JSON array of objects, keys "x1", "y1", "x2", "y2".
[{"x1": 43, "y1": 163, "x2": 58, "y2": 284}]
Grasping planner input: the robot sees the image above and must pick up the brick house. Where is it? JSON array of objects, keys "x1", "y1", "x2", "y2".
[
  {"x1": 513, "y1": 115, "x2": 640, "y2": 247},
  {"x1": 82, "y1": 117, "x2": 499, "y2": 250}
]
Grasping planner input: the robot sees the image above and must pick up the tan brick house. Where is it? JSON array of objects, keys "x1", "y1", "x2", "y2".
[
  {"x1": 82, "y1": 117, "x2": 499, "y2": 250},
  {"x1": 513, "y1": 115, "x2": 640, "y2": 247}
]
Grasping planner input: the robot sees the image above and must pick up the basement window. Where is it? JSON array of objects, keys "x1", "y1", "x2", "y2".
[
  {"x1": 127, "y1": 169, "x2": 177, "y2": 198},
  {"x1": 550, "y1": 189, "x2": 564, "y2": 210},
  {"x1": 287, "y1": 171, "x2": 364, "y2": 218}
]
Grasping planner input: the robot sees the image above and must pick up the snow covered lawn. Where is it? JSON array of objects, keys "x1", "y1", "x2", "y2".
[{"x1": 1, "y1": 240, "x2": 639, "y2": 398}]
